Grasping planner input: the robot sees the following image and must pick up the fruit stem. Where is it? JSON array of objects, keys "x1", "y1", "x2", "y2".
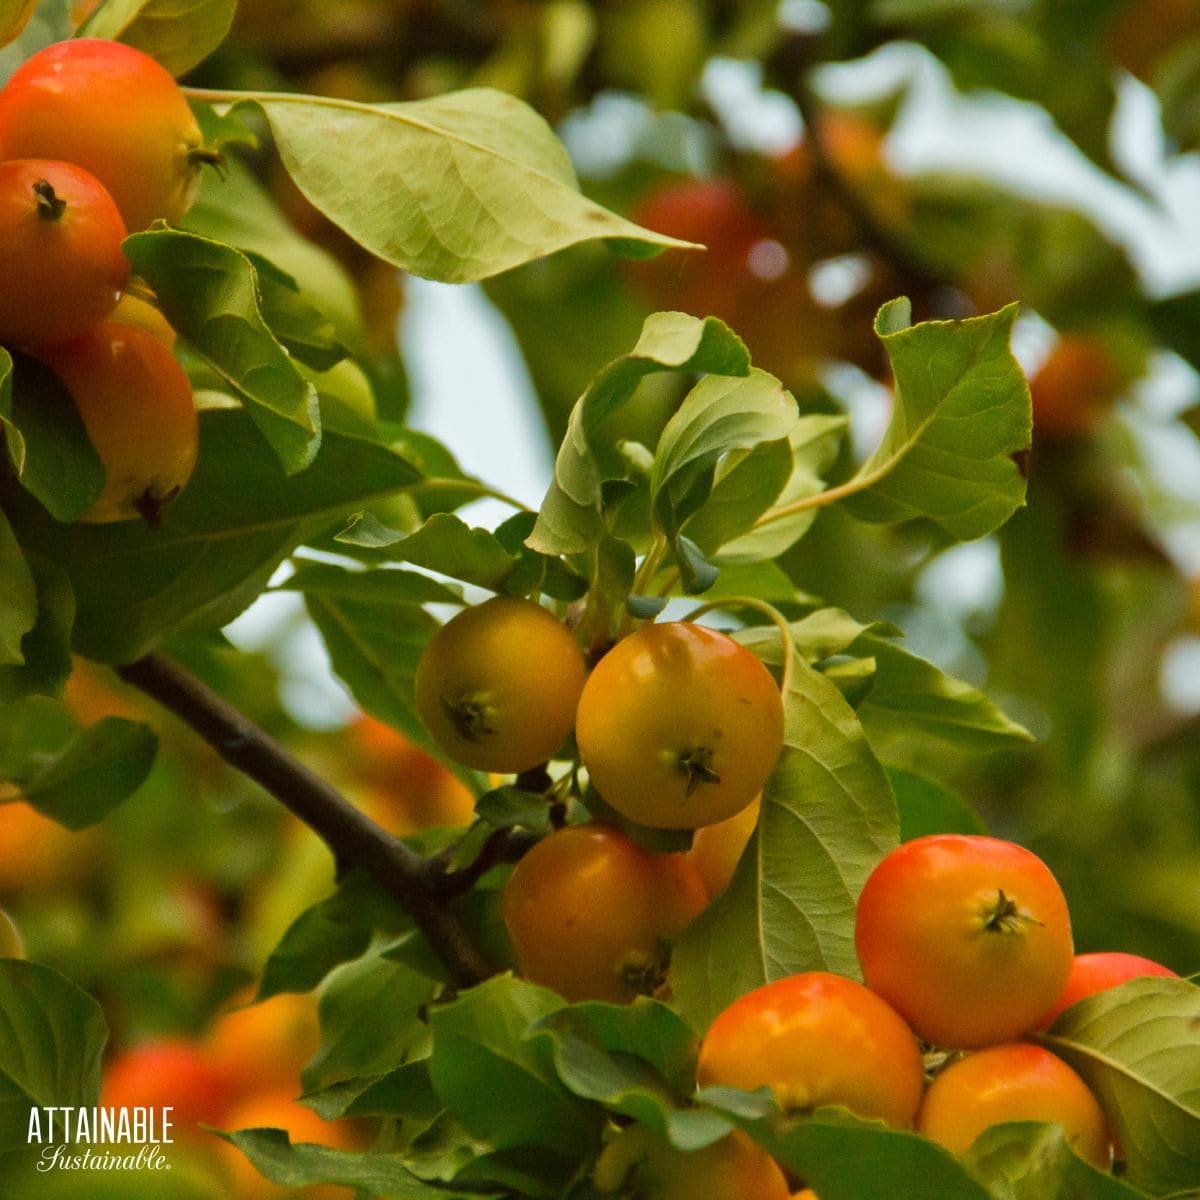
[
  {"x1": 33, "y1": 180, "x2": 66, "y2": 221},
  {"x1": 680, "y1": 595, "x2": 796, "y2": 697}
]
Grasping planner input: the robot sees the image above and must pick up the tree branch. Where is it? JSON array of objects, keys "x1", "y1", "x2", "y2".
[{"x1": 115, "y1": 652, "x2": 494, "y2": 988}]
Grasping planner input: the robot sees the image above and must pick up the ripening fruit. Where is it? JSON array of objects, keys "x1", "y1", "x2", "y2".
[
  {"x1": 697, "y1": 972, "x2": 926, "y2": 1129},
  {"x1": 347, "y1": 714, "x2": 475, "y2": 832},
  {"x1": 108, "y1": 292, "x2": 178, "y2": 349},
  {"x1": 916, "y1": 1043, "x2": 1111, "y2": 1168},
  {"x1": 415, "y1": 596, "x2": 586, "y2": 774},
  {"x1": 0, "y1": 158, "x2": 128, "y2": 348},
  {"x1": 855, "y1": 834, "x2": 1074, "y2": 1048},
  {"x1": 203, "y1": 990, "x2": 321, "y2": 1098},
  {"x1": 39, "y1": 320, "x2": 198, "y2": 525},
  {"x1": 502, "y1": 821, "x2": 707, "y2": 1003},
  {"x1": 593, "y1": 1126, "x2": 790, "y2": 1200},
  {"x1": 1037, "y1": 952, "x2": 1178, "y2": 1029},
  {"x1": 687, "y1": 794, "x2": 761, "y2": 900},
  {"x1": 101, "y1": 1039, "x2": 234, "y2": 1133},
  {"x1": 0, "y1": 798, "x2": 104, "y2": 893},
  {"x1": 0, "y1": 38, "x2": 217, "y2": 231},
  {"x1": 576, "y1": 623, "x2": 784, "y2": 829}
]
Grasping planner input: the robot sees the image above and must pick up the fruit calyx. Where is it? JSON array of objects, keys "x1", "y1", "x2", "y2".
[
  {"x1": 32, "y1": 179, "x2": 66, "y2": 221},
  {"x1": 676, "y1": 746, "x2": 721, "y2": 796},
  {"x1": 981, "y1": 888, "x2": 1043, "y2": 934},
  {"x1": 442, "y1": 693, "x2": 498, "y2": 744},
  {"x1": 134, "y1": 484, "x2": 181, "y2": 529}
]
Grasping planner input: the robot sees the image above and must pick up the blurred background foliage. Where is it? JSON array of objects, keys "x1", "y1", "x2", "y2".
[{"x1": 5, "y1": 0, "x2": 1200, "y2": 1192}]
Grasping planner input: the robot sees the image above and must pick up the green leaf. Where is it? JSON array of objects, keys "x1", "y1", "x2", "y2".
[
  {"x1": 738, "y1": 612, "x2": 1032, "y2": 752},
  {"x1": 77, "y1": 0, "x2": 235, "y2": 75},
  {"x1": 336, "y1": 512, "x2": 519, "y2": 591},
  {"x1": 303, "y1": 952, "x2": 439, "y2": 1091},
  {"x1": 0, "y1": 695, "x2": 78, "y2": 783},
  {"x1": 427, "y1": 976, "x2": 605, "y2": 1157},
  {"x1": 0, "y1": 553, "x2": 74, "y2": 703},
  {"x1": 889, "y1": 767, "x2": 987, "y2": 841},
  {"x1": 0, "y1": 509, "x2": 36, "y2": 667},
  {"x1": 278, "y1": 561, "x2": 463, "y2": 607},
  {"x1": 20, "y1": 717, "x2": 157, "y2": 829},
  {"x1": 0, "y1": 960, "x2": 107, "y2": 1154},
  {"x1": 650, "y1": 370, "x2": 798, "y2": 576},
  {"x1": 736, "y1": 607, "x2": 889, "y2": 665},
  {"x1": 1, "y1": 409, "x2": 421, "y2": 663},
  {"x1": 529, "y1": 999, "x2": 699, "y2": 1129},
  {"x1": 686, "y1": 415, "x2": 849, "y2": 564},
  {"x1": 964, "y1": 1122, "x2": 1149, "y2": 1199},
  {"x1": 183, "y1": 152, "x2": 363, "y2": 346},
  {"x1": 2, "y1": 351, "x2": 105, "y2": 523},
  {"x1": 843, "y1": 301, "x2": 1031, "y2": 541},
  {"x1": 302, "y1": 587, "x2": 441, "y2": 755},
  {"x1": 1039, "y1": 976, "x2": 1200, "y2": 1194},
  {"x1": 853, "y1": 632, "x2": 1034, "y2": 751},
  {"x1": 752, "y1": 1111, "x2": 994, "y2": 1200},
  {"x1": 671, "y1": 658, "x2": 899, "y2": 1031},
  {"x1": 124, "y1": 228, "x2": 321, "y2": 474},
  {"x1": 243, "y1": 252, "x2": 348, "y2": 372},
  {"x1": 530, "y1": 312, "x2": 751, "y2": 557},
  {"x1": 217, "y1": 1129, "x2": 469, "y2": 1199},
  {"x1": 302, "y1": 1060, "x2": 442, "y2": 1122},
  {"x1": 236, "y1": 90, "x2": 697, "y2": 285},
  {"x1": 259, "y1": 870, "x2": 411, "y2": 1001}
]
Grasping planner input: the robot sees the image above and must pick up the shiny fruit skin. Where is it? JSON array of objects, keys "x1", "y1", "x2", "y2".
[
  {"x1": 0, "y1": 158, "x2": 127, "y2": 348},
  {"x1": 415, "y1": 596, "x2": 586, "y2": 773},
  {"x1": 855, "y1": 834, "x2": 1074, "y2": 1049},
  {"x1": 502, "y1": 821, "x2": 707, "y2": 1003},
  {"x1": 594, "y1": 1126, "x2": 790, "y2": 1200},
  {"x1": 0, "y1": 38, "x2": 206, "y2": 231},
  {"x1": 697, "y1": 971, "x2": 925, "y2": 1128},
  {"x1": 39, "y1": 320, "x2": 198, "y2": 524},
  {"x1": 1038, "y1": 952, "x2": 1177, "y2": 1029},
  {"x1": 109, "y1": 292, "x2": 177, "y2": 349},
  {"x1": 576, "y1": 623, "x2": 783, "y2": 829},
  {"x1": 916, "y1": 1043, "x2": 1111, "y2": 1168},
  {"x1": 687, "y1": 794, "x2": 761, "y2": 900}
]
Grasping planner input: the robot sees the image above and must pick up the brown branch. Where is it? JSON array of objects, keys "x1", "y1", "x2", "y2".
[
  {"x1": 428, "y1": 825, "x2": 540, "y2": 900},
  {"x1": 115, "y1": 652, "x2": 494, "y2": 988}
]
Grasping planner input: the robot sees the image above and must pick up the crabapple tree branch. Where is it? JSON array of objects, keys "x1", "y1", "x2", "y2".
[{"x1": 115, "y1": 651, "x2": 495, "y2": 987}]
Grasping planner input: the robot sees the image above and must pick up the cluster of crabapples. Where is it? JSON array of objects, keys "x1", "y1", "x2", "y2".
[
  {"x1": 0, "y1": 38, "x2": 211, "y2": 523},
  {"x1": 415, "y1": 595, "x2": 1180, "y2": 1195}
]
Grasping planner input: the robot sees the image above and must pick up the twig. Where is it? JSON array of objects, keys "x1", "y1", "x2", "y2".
[
  {"x1": 115, "y1": 652, "x2": 494, "y2": 987},
  {"x1": 427, "y1": 826, "x2": 540, "y2": 899}
]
